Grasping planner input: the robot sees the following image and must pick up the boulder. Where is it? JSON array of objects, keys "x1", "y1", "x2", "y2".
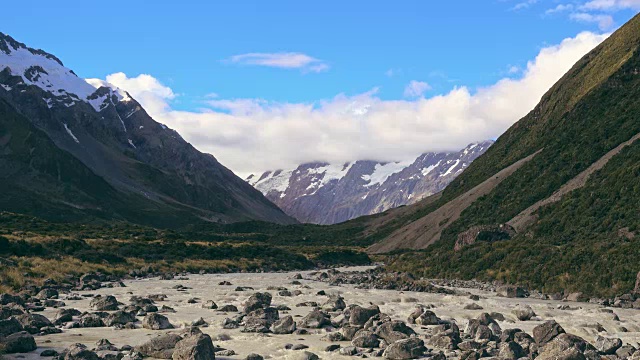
[
  {"x1": 384, "y1": 338, "x2": 427, "y2": 360},
  {"x1": 16, "y1": 313, "x2": 53, "y2": 334},
  {"x1": 143, "y1": 313, "x2": 173, "y2": 330},
  {"x1": 246, "y1": 307, "x2": 279, "y2": 326},
  {"x1": 594, "y1": 335, "x2": 622, "y2": 355},
  {"x1": 512, "y1": 305, "x2": 536, "y2": 321},
  {"x1": 172, "y1": 333, "x2": 216, "y2": 360},
  {"x1": 300, "y1": 310, "x2": 330, "y2": 328},
  {"x1": 104, "y1": 310, "x2": 136, "y2": 327},
  {"x1": 497, "y1": 285, "x2": 527, "y2": 298},
  {"x1": 349, "y1": 305, "x2": 380, "y2": 326},
  {"x1": 245, "y1": 354, "x2": 263, "y2": 360},
  {"x1": 272, "y1": 315, "x2": 296, "y2": 334},
  {"x1": 136, "y1": 334, "x2": 183, "y2": 359},
  {"x1": 80, "y1": 314, "x2": 104, "y2": 328},
  {"x1": 35, "y1": 288, "x2": 58, "y2": 300},
  {"x1": 202, "y1": 300, "x2": 217, "y2": 310},
  {"x1": 351, "y1": 330, "x2": 380, "y2": 348},
  {"x1": 498, "y1": 341, "x2": 526, "y2": 360},
  {"x1": 0, "y1": 317, "x2": 23, "y2": 336},
  {"x1": 375, "y1": 320, "x2": 416, "y2": 343},
  {"x1": 218, "y1": 305, "x2": 238, "y2": 312},
  {"x1": 537, "y1": 333, "x2": 594, "y2": 360},
  {"x1": 243, "y1": 293, "x2": 272, "y2": 313},
  {"x1": 0, "y1": 331, "x2": 37, "y2": 353},
  {"x1": 533, "y1": 320, "x2": 565, "y2": 345},
  {"x1": 90, "y1": 296, "x2": 119, "y2": 311},
  {"x1": 64, "y1": 343, "x2": 100, "y2": 360}
]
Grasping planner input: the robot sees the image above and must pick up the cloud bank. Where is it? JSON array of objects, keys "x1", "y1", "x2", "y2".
[
  {"x1": 99, "y1": 31, "x2": 607, "y2": 176},
  {"x1": 226, "y1": 52, "x2": 329, "y2": 73}
]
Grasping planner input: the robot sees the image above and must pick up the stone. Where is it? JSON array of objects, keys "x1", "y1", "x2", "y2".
[
  {"x1": 143, "y1": 313, "x2": 173, "y2": 330},
  {"x1": 349, "y1": 305, "x2": 380, "y2": 326},
  {"x1": 537, "y1": 333, "x2": 594, "y2": 360},
  {"x1": 414, "y1": 310, "x2": 440, "y2": 326},
  {"x1": 64, "y1": 343, "x2": 100, "y2": 360},
  {"x1": 245, "y1": 354, "x2": 263, "y2": 360},
  {"x1": 35, "y1": 288, "x2": 58, "y2": 300},
  {"x1": 498, "y1": 341, "x2": 525, "y2": 360},
  {"x1": 272, "y1": 315, "x2": 296, "y2": 334},
  {"x1": 246, "y1": 307, "x2": 279, "y2": 326},
  {"x1": 464, "y1": 303, "x2": 483, "y2": 310},
  {"x1": 104, "y1": 311, "x2": 136, "y2": 327},
  {"x1": 218, "y1": 305, "x2": 238, "y2": 312},
  {"x1": 202, "y1": 300, "x2": 217, "y2": 310},
  {"x1": 340, "y1": 346, "x2": 358, "y2": 355},
  {"x1": 384, "y1": 338, "x2": 427, "y2": 360},
  {"x1": 136, "y1": 334, "x2": 183, "y2": 359},
  {"x1": 595, "y1": 335, "x2": 622, "y2": 355},
  {"x1": 512, "y1": 305, "x2": 536, "y2": 321},
  {"x1": 90, "y1": 295, "x2": 119, "y2": 311},
  {"x1": 80, "y1": 314, "x2": 104, "y2": 328},
  {"x1": 300, "y1": 310, "x2": 330, "y2": 328},
  {"x1": 0, "y1": 331, "x2": 37, "y2": 353},
  {"x1": 243, "y1": 293, "x2": 272, "y2": 313},
  {"x1": 375, "y1": 320, "x2": 416, "y2": 343},
  {"x1": 172, "y1": 333, "x2": 216, "y2": 360},
  {"x1": 0, "y1": 317, "x2": 24, "y2": 336},
  {"x1": 351, "y1": 330, "x2": 380, "y2": 348},
  {"x1": 40, "y1": 349, "x2": 59, "y2": 357},
  {"x1": 533, "y1": 321, "x2": 565, "y2": 345},
  {"x1": 15, "y1": 313, "x2": 53, "y2": 334},
  {"x1": 496, "y1": 285, "x2": 527, "y2": 298}
]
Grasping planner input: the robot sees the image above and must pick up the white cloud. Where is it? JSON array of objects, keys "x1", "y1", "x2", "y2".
[
  {"x1": 403, "y1": 81, "x2": 432, "y2": 98},
  {"x1": 511, "y1": 0, "x2": 539, "y2": 11},
  {"x1": 545, "y1": 4, "x2": 574, "y2": 14},
  {"x1": 570, "y1": 12, "x2": 615, "y2": 29},
  {"x1": 226, "y1": 52, "x2": 329, "y2": 72},
  {"x1": 581, "y1": 0, "x2": 640, "y2": 10},
  {"x1": 101, "y1": 31, "x2": 608, "y2": 175}
]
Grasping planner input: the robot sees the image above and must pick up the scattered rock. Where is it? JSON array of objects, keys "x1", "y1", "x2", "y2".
[
  {"x1": 497, "y1": 285, "x2": 527, "y2": 298},
  {"x1": 384, "y1": 338, "x2": 427, "y2": 360},
  {"x1": 0, "y1": 331, "x2": 37, "y2": 353},
  {"x1": 136, "y1": 334, "x2": 183, "y2": 359},
  {"x1": 272, "y1": 315, "x2": 296, "y2": 334},
  {"x1": 143, "y1": 313, "x2": 173, "y2": 330},
  {"x1": 533, "y1": 320, "x2": 565, "y2": 345},
  {"x1": 595, "y1": 335, "x2": 622, "y2": 355},
  {"x1": 90, "y1": 295, "x2": 119, "y2": 311},
  {"x1": 172, "y1": 333, "x2": 216, "y2": 360},
  {"x1": 512, "y1": 305, "x2": 536, "y2": 321}
]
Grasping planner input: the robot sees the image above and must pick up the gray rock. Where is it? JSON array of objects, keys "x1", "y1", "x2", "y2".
[
  {"x1": 300, "y1": 310, "x2": 330, "y2": 328},
  {"x1": 202, "y1": 300, "x2": 217, "y2": 310},
  {"x1": 16, "y1": 313, "x2": 53, "y2": 334},
  {"x1": 595, "y1": 335, "x2": 622, "y2": 355},
  {"x1": 375, "y1": 320, "x2": 416, "y2": 343},
  {"x1": 136, "y1": 334, "x2": 183, "y2": 359},
  {"x1": 272, "y1": 315, "x2": 296, "y2": 334},
  {"x1": 171, "y1": 333, "x2": 216, "y2": 360},
  {"x1": 498, "y1": 341, "x2": 525, "y2": 360},
  {"x1": 340, "y1": 346, "x2": 358, "y2": 355},
  {"x1": 497, "y1": 285, "x2": 527, "y2": 298},
  {"x1": 35, "y1": 288, "x2": 58, "y2": 300},
  {"x1": 90, "y1": 296, "x2": 119, "y2": 311},
  {"x1": 349, "y1": 305, "x2": 380, "y2": 326},
  {"x1": 533, "y1": 320, "x2": 565, "y2": 345},
  {"x1": 64, "y1": 343, "x2": 100, "y2": 360},
  {"x1": 537, "y1": 333, "x2": 594, "y2": 360},
  {"x1": 351, "y1": 330, "x2": 380, "y2": 348},
  {"x1": 104, "y1": 311, "x2": 136, "y2": 327},
  {"x1": 0, "y1": 317, "x2": 24, "y2": 336},
  {"x1": 245, "y1": 354, "x2": 264, "y2": 360},
  {"x1": 0, "y1": 331, "x2": 37, "y2": 354},
  {"x1": 80, "y1": 314, "x2": 104, "y2": 328},
  {"x1": 143, "y1": 313, "x2": 173, "y2": 330},
  {"x1": 384, "y1": 338, "x2": 427, "y2": 359},
  {"x1": 244, "y1": 293, "x2": 272, "y2": 313},
  {"x1": 512, "y1": 305, "x2": 536, "y2": 321}
]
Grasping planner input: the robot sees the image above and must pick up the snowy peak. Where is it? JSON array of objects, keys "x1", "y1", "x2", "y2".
[
  {"x1": 247, "y1": 140, "x2": 494, "y2": 224},
  {"x1": 0, "y1": 32, "x2": 130, "y2": 113}
]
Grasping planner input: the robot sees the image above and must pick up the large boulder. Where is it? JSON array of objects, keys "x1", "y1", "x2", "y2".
[
  {"x1": 498, "y1": 341, "x2": 526, "y2": 360},
  {"x1": 375, "y1": 321, "x2": 416, "y2": 343},
  {"x1": 0, "y1": 317, "x2": 23, "y2": 336},
  {"x1": 64, "y1": 343, "x2": 100, "y2": 360},
  {"x1": 172, "y1": 333, "x2": 215, "y2": 360},
  {"x1": 512, "y1": 305, "x2": 536, "y2": 321},
  {"x1": 384, "y1": 338, "x2": 427, "y2": 360},
  {"x1": 300, "y1": 310, "x2": 330, "y2": 328},
  {"x1": 136, "y1": 334, "x2": 183, "y2": 359},
  {"x1": 272, "y1": 315, "x2": 296, "y2": 334},
  {"x1": 243, "y1": 293, "x2": 272, "y2": 313},
  {"x1": 90, "y1": 296, "x2": 119, "y2": 311},
  {"x1": 594, "y1": 335, "x2": 622, "y2": 355},
  {"x1": 35, "y1": 288, "x2": 58, "y2": 300},
  {"x1": 15, "y1": 313, "x2": 53, "y2": 334},
  {"x1": 80, "y1": 314, "x2": 104, "y2": 328},
  {"x1": 105, "y1": 311, "x2": 136, "y2": 327},
  {"x1": 246, "y1": 307, "x2": 279, "y2": 327},
  {"x1": 537, "y1": 333, "x2": 594, "y2": 360},
  {"x1": 533, "y1": 321, "x2": 565, "y2": 346},
  {"x1": 497, "y1": 285, "x2": 527, "y2": 298},
  {"x1": 143, "y1": 313, "x2": 173, "y2": 330},
  {"x1": 349, "y1": 305, "x2": 380, "y2": 326},
  {"x1": 0, "y1": 331, "x2": 37, "y2": 353},
  {"x1": 351, "y1": 330, "x2": 380, "y2": 348}
]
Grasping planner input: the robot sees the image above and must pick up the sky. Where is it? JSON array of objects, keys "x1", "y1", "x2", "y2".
[{"x1": 3, "y1": 0, "x2": 640, "y2": 176}]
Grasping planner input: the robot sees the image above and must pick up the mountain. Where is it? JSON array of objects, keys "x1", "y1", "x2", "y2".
[
  {"x1": 246, "y1": 141, "x2": 493, "y2": 224},
  {"x1": 0, "y1": 33, "x2": 294, "y2": 227},
  {"x1": 349, "y1": 13, "x2": 640, "y2": 296}
]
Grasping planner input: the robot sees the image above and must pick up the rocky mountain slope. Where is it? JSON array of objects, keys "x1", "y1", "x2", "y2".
[
  {"x1": 0, "y1": 32, "x2": 294, "y2": 227},
  {"x1": 351, "y1": 13, "x2": 640, "y2": 296},
  {"x1": 247, "y1": 142, "x2": 492, "y2": 224}
]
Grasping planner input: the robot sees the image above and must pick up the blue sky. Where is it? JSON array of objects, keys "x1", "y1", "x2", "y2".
[{"x1": 2, "y1": 1, "x2": 639, "y2": 174}]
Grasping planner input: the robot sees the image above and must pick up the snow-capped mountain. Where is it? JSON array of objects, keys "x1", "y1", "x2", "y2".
[
  {"x1": 247, "y1": 141, "x2": 493, "y2": 224},
  {"x1": 0, "y1": 32, "x2": 293, "y2": 226}
]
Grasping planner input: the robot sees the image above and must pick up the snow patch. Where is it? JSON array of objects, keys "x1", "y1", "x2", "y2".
[
  {"x1": 440, "y1": 159, "x2": 460, "y2": 177},
  {"x1": 308, "y1": 163, "x2": 354, "y2": 187},
  {"x1": 128, "y1": 139, "x2": 137, "y2": 149},
  {"x1": 362, "y1": 161, "x2": 412, "y2": 187},
  {"x1": 63, "y1": 123, "x2": 79, "y2": 143},
  {"x1": 0, "y1": 84, "x2": 11, "y2": 91},
  {"x1": 252, "y1": 170, "x2": 293, "y2": 195},
  {"x1": 421, "y1": 160, "x2": 442, "y2": 176}
]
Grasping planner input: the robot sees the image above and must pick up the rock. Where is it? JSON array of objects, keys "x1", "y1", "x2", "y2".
[
  {"x1": 222, "y1": 318, "x2": 239, "y2": 329},
  {"x1": 349, "y1": 305, "x2": 380, "y2": 326},
  {"x1": 566, "y1": 292, "x2": 588, "y2": 302},
  {"x1": 0, "y1": 317, "x2": 24, "y2": 336},
  {"x1": 290, "y1": 344, "x2": 309, "y2": 350},
  {"x1": 384, "y1": 338, "x2": 427, "y2": 360},
  {"x1": 90, "y1": 295, "x2": 119, "y2": 311},
  {"x1": 299, "y1": 351, "x2": 319, "y2": 360},
  {"x1": 595, "y1": 335, "x2": 622, "y2": 355},
  {"x1": 40, "y1": 349, "x2": 59, "y2": 357},
  {"x1": 191, "y1": 318, "x2": 207, "y2": 327},
  {"x1": 0, "y1": 331, "x2": 37, "y2": 353},
  {"x1": 246, "y1": 307, "x2": 279, "y2": 326},
  {"x1": 245, "y1": 354, "x2": 264, "y2": 360},
  {"x1": 616, "y1": 345, "x2": 636, "y2": 359},
  {"x1": 537, "y1": 333, "x2": 594, "y2": 360},
  {"x1": 136, "y1": 334, "x2": 183, "y2": 359},
  {"x1": 216, "y1": 350, "x2": 235, "y2": 356},
  {"x1": 498, "y1": 341, "x2": 525, "y2": 359},
  {"x1": 375, "y1": 320, "x2": 416, "y2": 343},
  {"x1": 464, "y1": 303, "x2": 483, "y2": 310},
  {"x1": 35, "y1": 288, "x2": 58, "y2": 300},
  {"x1": 172, "y1": 333, "x2": 216, "y2": 360},
  {"x1": 64, "y1": 343, "x2": 100, "y2": 360},
  {"x1": 325, "y1": 344, "x2": 340, "y2": 352},
  {"x1": 414, "y1": 310, "x2": 440, "y2": 326},
  {"x1": 218, "y1": 305, "x2": 238, "y2": 312},
  {"x1": 497, "y1": 285, "x2": 527, "y2": 298},
  {"x1": 80, "y1": 314, "x2": 104, "y2": 328},
  {"x1": 244, "y1": 293, "x2": 272, "y2": 313},
  {"x1": 300, "y1": 310, "x2": 330, "y2": 328},
  {"x1": 272, "y1": 315, "x2": 296, "y2": 334},
  {"x1": 323, "y1": 296, "x2": 346, "y2": 311},
  {"x1": 341, "y1": 325, "x2": 362, "y2": 341},
  {"x1": 351, "y1": 330, "x2": 380, "y2": 348},
  {"x1": 104, "y1": 311, "x2": 136, "y2": 327},
  {"x1": 202, "y1": 300, "x2": 217, "y2": 310},
  {"x1": 512, "y1": 305, "x2": 536, "y2": 321},
  {"x1": 16, "y1": 313, "x2": 53, "y2": 334},
  {"x1": 143, "y1": 313, "x2": 173, "y2": 330},
  {"x1": 533, "y1": 320, "x2": 565, "y2": 345}
]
